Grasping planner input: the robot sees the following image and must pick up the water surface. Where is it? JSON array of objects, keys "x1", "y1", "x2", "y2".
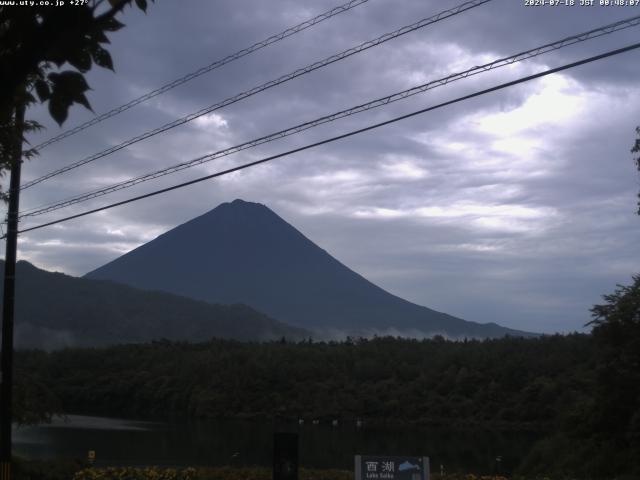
[{"x1": 14, "y1": 415, "x2": 539, "y2": 474}]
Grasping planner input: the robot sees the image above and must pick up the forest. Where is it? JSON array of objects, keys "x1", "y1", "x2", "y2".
[
  {"x1": 14, "y1": 276, "x2": 640, "y2": 478},
  {"x1": 16, "y1": 335, "x2": 592, "y2": 427}
]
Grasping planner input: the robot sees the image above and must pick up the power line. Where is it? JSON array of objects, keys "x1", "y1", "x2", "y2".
[
  {"x1": 13, "y1": 41, "x2": 640, "y2": 238},
  {"x1": 21, "y1": 0, "x2": 493, "y2": 190},
  {"x1": 19, "y1": 14, "x2": 640, "y2": 219},
  {"x1": 31, "y1": 0, "x2": 371, "y2": 152}
]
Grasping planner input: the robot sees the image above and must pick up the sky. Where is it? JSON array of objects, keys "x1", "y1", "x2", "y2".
[{"x1": 4, "y1": 0, "x2": 640, "y2": 334}]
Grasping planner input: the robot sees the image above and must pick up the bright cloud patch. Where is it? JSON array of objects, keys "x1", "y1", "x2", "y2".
[
  {"x1": 352, "y1": 202, "x2": 555, "y2": 234},
  {"x1": 380, "y1": 156, "x2": 428, "y2": 179},
  {"x1": 11, "y1": 0, "x2": 640, "y2": 333},
  {"x1": 194, "y1": 113, "x2": 229, "y2": 130},
  {"x1": 478, "y1": 74, "x2": 585, "y2": 135}
]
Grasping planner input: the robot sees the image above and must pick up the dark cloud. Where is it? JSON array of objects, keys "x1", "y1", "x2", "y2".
[{"x1": 4, "y1": 0, "x2": 640, "y2": 334}]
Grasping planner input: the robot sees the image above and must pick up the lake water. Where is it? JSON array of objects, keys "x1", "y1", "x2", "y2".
[{"x1": 14, "y1": 415, "x2": 540, "y2": 474}]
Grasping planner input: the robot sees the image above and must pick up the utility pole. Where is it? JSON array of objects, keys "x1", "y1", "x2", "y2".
[{"x1": 0, "y1": 102, "x2": 25, "y2": 480}]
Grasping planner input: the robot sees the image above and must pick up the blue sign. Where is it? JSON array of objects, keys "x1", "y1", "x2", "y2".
[{"x1": 355, "y1": 456, "x2": 430, "y2": 480}]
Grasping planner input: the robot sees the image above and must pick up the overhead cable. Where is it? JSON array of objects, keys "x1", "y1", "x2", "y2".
[
  {"x1": 13, "y1": 41, "x2": 640, "y2": 237},
  {"x1": 19, "y1": 14, "x2": 640, "y2": 218},
  {"x1": 22, "y1": 0, "x2": 493, "y2": 190},
  {"x1": 31, "y1": 0, "x2": 372, "y2": 152}
]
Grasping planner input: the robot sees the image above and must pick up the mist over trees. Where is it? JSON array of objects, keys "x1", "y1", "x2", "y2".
[{"x1": 15, "y1": 267, "x2": 640, "y2": 478}]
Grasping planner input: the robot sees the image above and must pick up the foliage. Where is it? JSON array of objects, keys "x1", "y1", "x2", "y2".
[
  {"x1": 3, "y1": 460, "x2": 536, "y2": 480},
  {"x1": 73, "y1": 466, "x2": 197, "y2": 480},
  {"x1": 18, "y1": 330, "x2": 640, "y2": 477},
  {"x1": 11, "y1": 347, "x2": 62, "y2": 424},
  {"x1": 17, "y1": 335, "x2": 594, "y2": 429},
  {"x1": 633, "y1": 126, "x2": 640, "y2": 214},
  {"x1": 0, "y1": 0, "x2": 152, "y2": 198},
  {"x1": 516, "y1": 276, "x2": 640, "y2": 478},
  {"x1": 23, "y1": 463, "x2": 593, "y2": 480},
  {"x1": 13, "y1": 457, "x2": 86, "y2": 480},
  {"x1": 13, "y1": 277, "x2": 640, "y2": 477},
  {"x1": 71, "y1": 467, "x2": 513, "y2": 480},
  {"x1": 13, "y1": 365, "x2": 61, "y2": 425},
  {"x1": 586, "y1": 275, "x2": 640, "y2": 475}
]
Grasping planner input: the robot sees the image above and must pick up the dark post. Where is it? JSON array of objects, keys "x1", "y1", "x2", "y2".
[
  {"x1": 273, "y1": 432, "x2": 298, "y2": 480},
  {"x1": 0, "y1": 102, "x2": 25, "y2": 480}
]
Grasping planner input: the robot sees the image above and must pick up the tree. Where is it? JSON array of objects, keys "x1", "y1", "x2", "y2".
[
  {"x1": 633, "y1": 126, "x2": 640, "y2": 214},
  {"x1": 0, "y1": 0, "x2": 153, "y2": 435},
  {"x1": 13, "y1": 369, "x2": 61, "y2": 426},
  {"x1": 587, "y1": 275, "x2": 640, "y2": 474},
  {"x1": 0, "y1": 0, "x2": 153, "y2": 199}
]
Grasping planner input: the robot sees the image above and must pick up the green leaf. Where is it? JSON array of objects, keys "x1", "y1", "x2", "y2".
[
  {"x1": 48, "y1": 71, "x2": 90, "y2": 94},
  {"x1": 47, "y1": 71, "x2": 93, "y2": 123},
  {"x1": 48, "y1": 97, "x2": 69, "y2": 126},
  {"x1": 93, "y1": 29, "x2": 111, "y2": 44},
  {"x1": 24, "y1": 92, "x2": 36, "y2": 105},
  {"x1": 102, "y1": 16, "x2": 125, "y2": 32},
  {"x1": 46, "y1": 46, "x2": 67, "y2": 67},
  {"x1": 90, "y1": 44, "x2": 114, "y2": 71},
  {"x1": 134, "y1": 0, "x2": 147, "y2": 12},
  {"x1": 67, "y1": 49, "x2": 92, "y2": 73},
  {"x1": 75, "y1": 92, "x2": 93, "y2": 112}
]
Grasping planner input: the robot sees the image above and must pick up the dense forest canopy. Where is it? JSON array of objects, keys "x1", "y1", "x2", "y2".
[
  {"x1": 9, "y1": 334, "x2": 608, "y2": 477},
  {"x1": 16, "y1": 335, "x2": 592, "y2": 428},
  {"x1": 15, "y1": 270, "x2": 640, "y2": 478}
]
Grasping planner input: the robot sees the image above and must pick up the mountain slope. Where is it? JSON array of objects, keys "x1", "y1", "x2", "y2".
[
  {"x1": 1, "y1": 260, "x2": 308, "y2": 349},
  {"x1": 86, "y1": 199, "x2": 533, "y2": 338}
]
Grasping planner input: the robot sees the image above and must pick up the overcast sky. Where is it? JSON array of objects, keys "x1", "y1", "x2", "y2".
[{"x1": 5, "y1": 0, "x2": 640, "y2": 334}]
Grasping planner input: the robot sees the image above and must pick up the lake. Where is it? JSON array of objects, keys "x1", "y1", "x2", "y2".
[{"x1": 14, "y1": 415, "x2": 540, "y2": 474}]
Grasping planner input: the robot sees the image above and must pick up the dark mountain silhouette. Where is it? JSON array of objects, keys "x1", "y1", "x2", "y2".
[
  {"x1": 86, "y1": 199, "x2": 534, "y2": 338},
  {"x1": 1, "y1": 259, "x2": 308, "y2": 349},
  {"x1": 84, "y1": 199, "x2": 533, "y2": 338}
]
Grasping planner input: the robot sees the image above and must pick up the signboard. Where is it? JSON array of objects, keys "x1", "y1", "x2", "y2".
[{"x1": 355, "y1": 456, "x2": 430, "y2": 480}]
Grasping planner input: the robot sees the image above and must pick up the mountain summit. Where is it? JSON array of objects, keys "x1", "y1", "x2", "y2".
[{"x1": 85, "y1": 199, "x2": 531, "y2": 338}]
